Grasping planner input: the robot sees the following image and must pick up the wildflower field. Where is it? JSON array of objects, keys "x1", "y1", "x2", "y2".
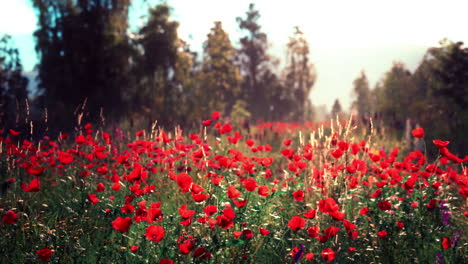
[{"x1": 1, "y1": 112, "x2": 467, "y2": 263}]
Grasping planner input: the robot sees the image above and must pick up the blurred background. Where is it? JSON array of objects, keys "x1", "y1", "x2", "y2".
[{"x1": 0, "y1": 0, "x2": 467, "y2": 153}]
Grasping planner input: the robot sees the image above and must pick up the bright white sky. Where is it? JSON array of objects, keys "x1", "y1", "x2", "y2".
[{"x1": 1, "y1": 0, "x2": 467, "y2": 111}]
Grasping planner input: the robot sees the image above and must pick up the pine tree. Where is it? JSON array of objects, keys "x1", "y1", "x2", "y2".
[
  {"x1": 331, "y1": 99, "x2": 343, "y2": 119},
  {"x1": 198, "y1": 21, "x2": 242, "y2": 116},
  {"x1": 32, "y1": 0, "x2": 132, "y2": 131},
  {"x1": 376, "y1": 64, "x2": 413, "y2": 129},
  {"x1": 236, "y1": 3, "x2": 271, "y2": 121},
  {"x1": 352, "y1": 70, "x2": 372, "y2": 121},
  {"x1": 135, "y1": 3, "x2": 180, "y2": 126},
  {"x1": 284, "y1": 26, "x2": 316, "y2": 121}
]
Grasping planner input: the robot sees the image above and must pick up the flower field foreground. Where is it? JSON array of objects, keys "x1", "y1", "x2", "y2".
[{"x1": 1, "y1": 114, "x2": 467, "y2": 263}]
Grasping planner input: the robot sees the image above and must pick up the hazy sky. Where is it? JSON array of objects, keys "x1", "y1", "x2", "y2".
[{"x1": 1, "y1": 0, "x2": 467, "y2": 110}]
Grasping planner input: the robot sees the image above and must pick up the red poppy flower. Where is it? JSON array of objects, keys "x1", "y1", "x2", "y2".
[
  {"x1": 223, "y1": 207, "x2": 236, "y2": 219},
  {"x1": 147, "y1": 207, "x2": 163, "y2": 223},
  {"x1": 348, "y1": 230, "x2": 359, "y2": 240},
  {"x1": 321, "y1": 248, "x2": 336, "y2": 262},
  {"x1": 242, "y1": 229, "x2": 254, "y2": 239},
  {"x1": 233, "y1": 231, "x2": 242, "y2": 238},
  {"x1": 21, "y1": 178, "x2": 40, "y2": 192},
  {"x1": 259, "y1": 227, "x2": 270, "y2": 235},
  {"x1": 112, "y1": 182, "x2": 121, "y2": 191},
  {"x1": 377, "y1": 230, "x2": 388, "y2": 239},
  {"x1": 121, "y1": 204, "x2": 135, "y2": 214},
  {"x1": 193, "y1": 247, "x2": 212, "y2": 260},
  {"x1": 192, "y1": 192, "x2": 209, "y2": 202},
  {"x1": 9, "y1": 129, "x2": 21, "y2": 136},
  {"x1": 324, "y1": 226, "x2": 340, "y2": 237},
  {"x1": 180, "y1": 218, "x2": 192, "y2": 226},
  {"x1": 257, "y1": 185, "x2": 269, "y2": 197},
  {"x1": 126, "y1": 163, "x2": 143, "y2": 182},
  {"x1": 130, "y1": 245, "x2": 139, "y2": 253},
  {"x1": 87, "y1": 194, "x2": 100, "y2": 204},
  {"x1": 96, "y1": 183, "x2": 105, "y2": 192},
  {"x1": 135, "y1": 130, "x2": 144, "y2": 137},
  {"x1": 291, "y1": 246, "x2": 304, "y2": 260},
  {"x1": 219, "y1": 123, "x2": 232, "y2": 134},
  {"x1": 330, "y1": 211, "x2": 346, "y2": 221},
  {"x1": 338, "y1": 141, "x2": 349, "y2": 151},
  {"x1": 217, "y1": 214, "x2": 234, "y2": 229},
  {"x1": 246, "y1": 139, "x2": 255, "y2": 147},
  {"x1": 37, "y1": 248, "x2": 53, "y2": 261},
  {"x1": 145, "y1": 225, "x2": 165, "y2": 242},
  {"x1": 3, "y1": 210, "x2": 18, "y2": 224},
  {"x1": 378, "y1": 200, "x2": 392, "y2": 211},
  {"x1": 179, "y1": 204, "x2": 196, "y2": 219},
  {"x1": 212, "y1": 111, "x2": 220, "y2": 120},
  {"x1": 75, "y1": 135, "x2": 86, "y2": 144},
  {"x1": 351, "y1": 143, "x2": 361, "y2": 155},
  {"x1": 280, "y1": 148, "x2": 294, "y2": 159},
  {"x1": 411, "y1": 127, "x2": 424, "y2": 139},
  {"x1": 97, "y1": 166, "x2": 108, "y2": 175},
  {"x1": 433, "y1": 140, "x2": 450, "y2": 149},
  {"x1": 331, "y1": 148, "x2": 344, "y2": 159},
  {"x1": 204, "y1": 205, "x2": 218, "y2": 216},
  {"x1": 371, "y1": 189, "x2": 382, "y2": 198},
  {"x1": 396, "y1": 221, "x2": 404, "y2": 230},
  {"x1": 292, "y1": 190, "x2": 305, "y2": 201},
  {"x1": 307, "y1": 226, "x2": 320, "y2": 238},
  {"x1": 159, "y1": 259, "x2": 174, "y2": 264},
  {"x1": 242, "y1": 178, "x2": 258, "y2": 192},
  {"x1": 227, "y1": 185, "x2": 241, "y2": 199},
  {"x1": 288, "y1": 216, "x2": 306, "y2": 231},
  {"x1": 283, "y1": 139, "x2": 292, "y2": 146},
  {"x1": 442, "y1": 237, "x2": 451, "y2": 250},
  {"x1": 305, "y1": 252, "x2": 314, "y2": 260},
  {"x1": 233, "y1": 199, "x2": 247, "y2": 208},
  {"x1": 303, "y1": 209, "x2": 316, "y2": 219},
  {"x1": 343, "y1": 219, "x2": 357, "y2": 231},
  {"x1": 58, "y1": 151, "x2": 74, "y2": 165},
  {"x1": 27, "y1": 167, "x2": 46, "y2": 176},
  {"x1": 176, "y1": 173, "x2": 193, "y2": 193},
  {"x1": 191, "y1": 184, "x2": 204, "y2": 194},
  {"x1": 318, "y1": 198, "x2": 339, "y2": 214},
  {"x1": 202, "y1": 120, "x2": 212, "y2": 126},
  {"x1": 112, "y1": 217, "x2": 133, "y2": 232}
]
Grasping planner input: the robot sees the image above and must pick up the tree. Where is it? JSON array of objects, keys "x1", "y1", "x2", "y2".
[
  {"x1": 428, "y1": 40, "x2": 468, "y2": 112},
  {"x1": 371, "y1": 40, "x2": 468, "y2": 153},
  {"x1": 0, "y1": 35, "x2": 29, "y2": 129},
  {"x1": 284, "y1": 26, "x2": 316, "y2": 121},
  {"x1": 198, "y1": 21, "x2": 242, "y2": 116},
  {"x1": 352, "y1": 70, "x2": 372, "y2": 121},
  {"x1": 134, "y1": 3, "x2": 181, "y2": 127},
  {"x1": 424, "y1": 40, "x2": 468, "y2": 153},
  {"x1": 32, "y1": 0, "x2": 133, "y2": 131},
  {"x1": 236, "y1": 3, "x2": 272, "y2": 121},
  {"x1": 374, "y1": 63, "x2": 413, "y2": 129},
  {"x1": 331, "y1": 99, "x2": 343, "y2": 120}
]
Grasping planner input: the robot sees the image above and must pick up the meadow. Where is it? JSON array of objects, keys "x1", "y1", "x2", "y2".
[{"x1": 0, "y1": 112, "x2": 467, "y2": 263}]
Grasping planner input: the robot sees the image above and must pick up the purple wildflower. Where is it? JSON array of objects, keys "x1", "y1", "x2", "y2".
[
  {"x1": 439, "y1": 201, "x2": 451, "y2": 226},
  {"x1": 433, "y1": 252, "x2": 443, "y2": 264},
  {"x1": 452, "y1": 229, "x2": 462, "y2": 248}
]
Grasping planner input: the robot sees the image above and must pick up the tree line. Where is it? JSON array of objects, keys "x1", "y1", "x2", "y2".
[
  {"x1": 1, "y1": 1, "x2": 316, "y2": 134},
  {"x1": 344, "y1": 40, "x2": 468, "y2": 154},
  {"x1": 0, "y1": 1, "x2": 467, "y2": 154}
]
